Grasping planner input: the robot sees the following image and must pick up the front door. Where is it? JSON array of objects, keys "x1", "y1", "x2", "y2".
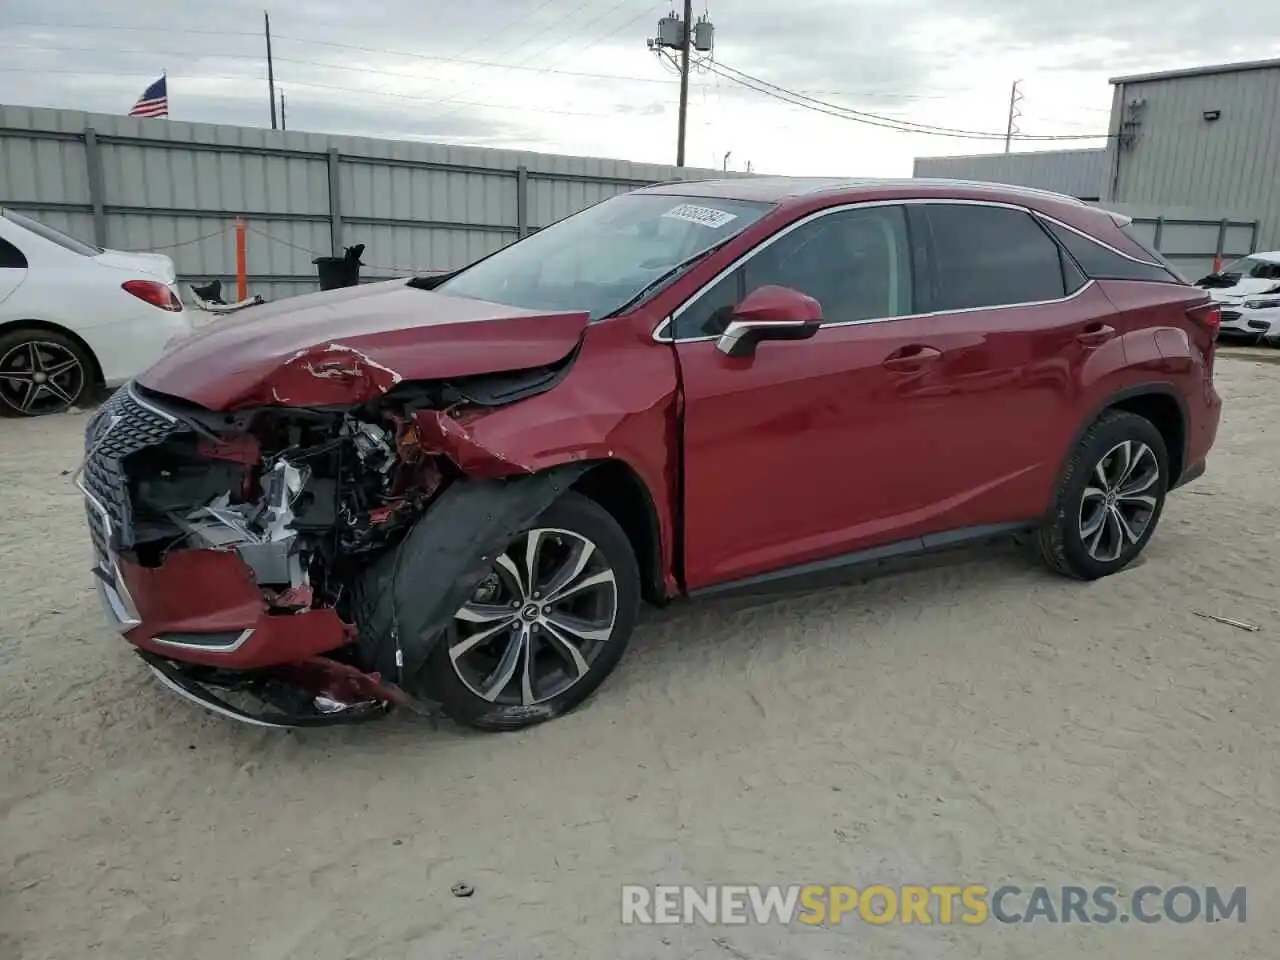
[{"x1": 674, "y1": 203, "x2": 943, "y2": 589}]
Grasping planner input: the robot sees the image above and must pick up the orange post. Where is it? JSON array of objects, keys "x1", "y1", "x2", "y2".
[{"x1": 235, "y1": 217, "x2": 247, "y2": 302}]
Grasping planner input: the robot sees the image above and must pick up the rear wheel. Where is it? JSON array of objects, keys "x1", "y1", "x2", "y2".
[
  {"x1": 0, "y1": 328, "x2": 95, "y2": 417},
  {"x1": 415, "y1": 491, "x2": 640, "y2": 731},
  {"x1": 1037, "y1": 410, "x2": 1169, "y2": 580}
]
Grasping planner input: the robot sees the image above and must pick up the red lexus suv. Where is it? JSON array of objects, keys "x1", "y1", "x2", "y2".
[{"x1": 78, "y1": 178, "x2": 1221, "y2": 731}]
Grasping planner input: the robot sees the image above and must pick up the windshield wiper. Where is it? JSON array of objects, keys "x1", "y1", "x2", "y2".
[{"x1": 607, "y1": 240, "x2": 733, "y2": 318}]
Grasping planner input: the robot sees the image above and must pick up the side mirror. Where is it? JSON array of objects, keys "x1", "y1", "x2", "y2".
[{"x1": 716, "y1": 285, "x2": 823, "y2": 357}]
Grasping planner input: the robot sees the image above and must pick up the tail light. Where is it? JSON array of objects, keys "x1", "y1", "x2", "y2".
[
  {"x1": 122, "y1": 279, "x2": 183, "y2": 312},
  {"x1": 1187, "y1": 302, "x2": 1221, "y2": 336}
]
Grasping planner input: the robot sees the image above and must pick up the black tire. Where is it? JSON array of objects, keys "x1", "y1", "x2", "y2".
[
  {"x1": 1036, "y1": 410, "x2": 1170, "y2": 580},
  {"x1": 0, "y1": 327, "x2": 96, "y2": 418},
  {"x1": 414, "y1": 491, "x2": 641, "y2": 731}
]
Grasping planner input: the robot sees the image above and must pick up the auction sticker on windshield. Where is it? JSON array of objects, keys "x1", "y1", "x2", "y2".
[{"x1": 662, "y1": 204, "x2": 738, "y2": 229}]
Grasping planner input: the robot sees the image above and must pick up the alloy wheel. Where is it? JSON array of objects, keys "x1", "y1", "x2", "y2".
[
  {"x1": 1078, "y1": 440, "x2": 1161, "y2": 562},
  {"x1": 0, "y1": 339, "x2": 86, "y2": 415},
  {"x1": 448, "y1": 527, "x2": 618, "y2": 706}
]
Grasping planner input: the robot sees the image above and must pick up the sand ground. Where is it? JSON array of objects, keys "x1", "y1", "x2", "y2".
[{"x1": 1, "y1": 351, "x2": 1277, "y2": 959}]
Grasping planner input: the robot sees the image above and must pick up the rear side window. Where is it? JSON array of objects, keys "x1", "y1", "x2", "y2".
[
  {"x1": 1043, "y1": 219, "x2": 1181, "y2": 284},
  {"x1": 1, "y1": 210, "x2": 101, "y2": 257},
  {"x1": 0, "y1": 236, "x2": 26, "y2": 269},
  {"x1": 920, "y1": 204, "x2": 1067, "y2": 311}
]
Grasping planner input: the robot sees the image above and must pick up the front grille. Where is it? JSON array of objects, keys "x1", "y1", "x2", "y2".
[
  {"x1": 1221, "y1": 310, "x2": 1242, "y2": 321},
  {"x1": 81, "y1": 384, "x2": 186, "y2": 549}
]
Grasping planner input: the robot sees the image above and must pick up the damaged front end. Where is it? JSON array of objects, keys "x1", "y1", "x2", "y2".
[{"x1": 78, "y1": 346, "x2": 584, "y2": 727}]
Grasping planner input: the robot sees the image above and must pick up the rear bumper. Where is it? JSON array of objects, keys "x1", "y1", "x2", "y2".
[{"x1": 107, "y1": 549, "x2": 351, "y2": 669}]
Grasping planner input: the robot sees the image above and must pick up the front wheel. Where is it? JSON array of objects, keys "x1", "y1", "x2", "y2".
[
  {"x1": 1036, "y1": 410, "x2": 1169, "y2": 580},
  {"x1": 415, "y1": 491, "x2": 640, "y2": 731}
]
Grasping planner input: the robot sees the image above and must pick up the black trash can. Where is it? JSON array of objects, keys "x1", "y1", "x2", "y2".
[{"x1": 313, "y1": 243, "x2": 365, "y2": 291}]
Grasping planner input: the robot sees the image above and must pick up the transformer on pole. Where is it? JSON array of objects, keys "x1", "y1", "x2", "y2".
[{"x1": 648, "y1": 7, "x2": 715, "y2": 167}]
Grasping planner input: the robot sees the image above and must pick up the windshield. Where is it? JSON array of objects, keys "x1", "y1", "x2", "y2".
[
  {"x1": 1219, "y1": 255, "x2": 1280, "y2": 281},
  {"x1": 1, "y1": 209, "x2": 103, "y2": 256},
  {"x1": 436, "y1": 193, "x2": 772, "y2": 320}
]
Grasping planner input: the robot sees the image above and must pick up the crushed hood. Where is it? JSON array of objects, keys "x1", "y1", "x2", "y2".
[
  {"x1": 1202, "y1": 277, "x2": 1280, "y2": 301},
  {"x1": 136, "y1": 279, "x2": 590, "y2": 410}
]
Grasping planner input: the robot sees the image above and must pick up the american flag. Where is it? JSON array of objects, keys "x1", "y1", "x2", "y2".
[{"x1": 128, "y1": 76, "x2": 168, "y2": 118}]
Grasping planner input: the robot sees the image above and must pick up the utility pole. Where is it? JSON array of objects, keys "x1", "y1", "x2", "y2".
[
  {"x1": 265, "y1": 11, "x2": 278, "y2": 130},
  {"x1": 675, "y1": 0, "x2": 693, "y2": 167},
  {"x1": 648, "y1": 7, "x2": 714, "y2": 168},
  {"x1": 280, "y1": 91, "x2": 287, "y2": 130},
  {"x1": 1004, "y1": 79, "x2": 1023, "y2": 154},
  {"x1": 723, "y1": 150, "x2": 732, "y2": 171}
]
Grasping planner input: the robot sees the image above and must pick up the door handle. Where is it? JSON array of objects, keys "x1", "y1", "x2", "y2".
[
  {"x1": 1077, "y1": 323, "x2": 1116, "y2": 347},
  {"x1": 882, "y1": 344, "x2": 942, "y2": 371}
]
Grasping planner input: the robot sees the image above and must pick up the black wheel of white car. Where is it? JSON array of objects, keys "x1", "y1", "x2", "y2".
[
  {"x1": 0, "y1": 328, "x2": 94, "y2": 417},
  {"x1": 1037, "y1": 410, "x2": 1169, "y2": 580},
  {"x1": 421, "y1": 491, "x2": 640, "y2": 731}
]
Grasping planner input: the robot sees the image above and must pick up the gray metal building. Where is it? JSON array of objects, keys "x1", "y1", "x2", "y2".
[
  {"x1": 912, "y1": 148, "x2": 1106, "y2": 200},
  {"x1": 912, "y1": 57, "x2": 1280, "y2": 276},
  {"x1": 1104, "y1": 57, "x2": 1280, "y2": 253}
]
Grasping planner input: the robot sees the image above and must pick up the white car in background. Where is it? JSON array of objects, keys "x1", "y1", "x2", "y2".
[
  {"x1": 0, "y1": 209, "x2": 192, "y2": 417},
  {"x1": 1195, "y1": 251, "x2": 1280, "y2": 343}
]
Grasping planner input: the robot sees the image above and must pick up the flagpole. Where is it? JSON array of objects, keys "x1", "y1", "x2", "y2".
[{"x1": 265, "y1": 11, "x2": 278, "y2": 130}]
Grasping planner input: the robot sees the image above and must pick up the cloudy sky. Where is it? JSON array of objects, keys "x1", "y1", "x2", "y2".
[{"x1": 2, "y1": 0, "x2": 1278, "y2": 175}]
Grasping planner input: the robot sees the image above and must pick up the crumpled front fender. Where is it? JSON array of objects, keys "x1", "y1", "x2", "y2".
[{"x1": 350, "y1": 463, "x2": 590, "y2": 680}]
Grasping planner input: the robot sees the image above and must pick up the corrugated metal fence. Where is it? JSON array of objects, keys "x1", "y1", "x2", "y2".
[{"x1": 0, "y1": 105, "x2": 728, "y2": 302}]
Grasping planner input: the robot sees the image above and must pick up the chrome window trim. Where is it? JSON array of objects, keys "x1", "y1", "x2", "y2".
[
  {"x1": 1032, "y1": 211, "x2": 1166, "y2": 268},
  {"x1": 651, "y1": 196, "x2": 1121, "y2": 344},
  {"x1": 664, "y1": 279, "x2": 1097, "y2": 345}
]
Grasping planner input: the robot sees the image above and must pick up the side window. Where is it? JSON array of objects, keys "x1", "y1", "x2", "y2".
[
  {"x1": 1045, "y1": 220, "x2": 1180, "y2": 284},
  {"x1": 675, "y1": 270, "x2": 741, "y2": 339},
  {"x1": 0, "y1": 236, "x2": 26, "y2": 269},
  {"x1": 922, "y1": 204, "x2": 1066, "y2": 311},
  {"x1": 674, "y1": 205, "x2": 913, "y2": 338}
]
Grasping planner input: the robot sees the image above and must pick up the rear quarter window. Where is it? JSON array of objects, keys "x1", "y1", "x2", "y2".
[
  {"x1": 0, "y1": 235, "x2": 26, "y2": 269},
  {"x1": 1043, "y1": 219, "x2": 1183, "y2": 285}
]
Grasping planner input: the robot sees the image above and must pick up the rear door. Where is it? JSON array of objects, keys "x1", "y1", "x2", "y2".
[
  {"x1": 903, "y1": 201, "x2": 1125, "y2": 529},
  {"x1": 0, "y1": 230, "x2": 28, "y2": 307}
]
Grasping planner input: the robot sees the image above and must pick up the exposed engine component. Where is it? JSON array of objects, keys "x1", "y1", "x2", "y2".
[
  {"x1": 347, "y1": 421, "x2": 396, "y2": 473},
  {"x1": 121, "y1": 405, "x2": 450, "y2": 614}
]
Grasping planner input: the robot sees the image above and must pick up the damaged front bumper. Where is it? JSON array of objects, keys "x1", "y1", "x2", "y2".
[
  {"x1": 75, "y1": 379, "x2": 588, "y2": 729},
  {"x1": 75, "y1": 382, "x2": 422, "y2": 726},
  {"x1": 139, "y1": 651, "x2": 419, "y2": 728}
]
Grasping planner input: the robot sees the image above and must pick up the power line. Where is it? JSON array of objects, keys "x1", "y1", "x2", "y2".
[
  {"x1": 1, "y1": 27, "x2": 986, "y2": 102},
  {"x1": 3, "y1": 22, "x2": 1108, "y2": 137},
  {"x1": 420, "y1": 0, "x2": 664, "y2": 126},
  {"x1": 0, "y1": 66, "x2": 620, "y2": 120},
  {"x1": 2, "y1": 20, "x2": 262, "y2": 38},
  {"x1": 0, "y1": 40, "x2": 677, "y2": 87},
  {"x1": 708, "y1": 60, "x2": 1112, "y2": 141}
]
